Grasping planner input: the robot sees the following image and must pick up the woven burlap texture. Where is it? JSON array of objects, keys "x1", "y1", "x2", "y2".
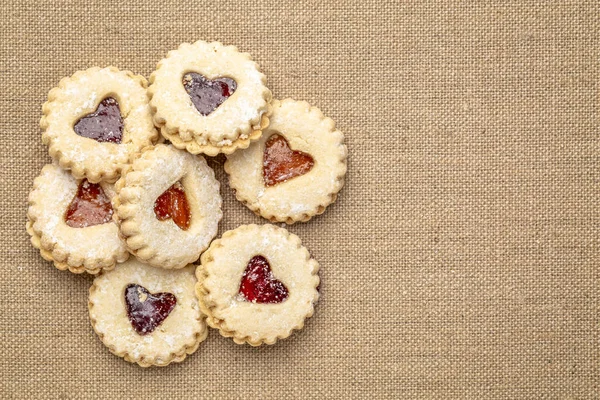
[{"x1": 1, "y1": 1, "x2": 598, "y2": 399}]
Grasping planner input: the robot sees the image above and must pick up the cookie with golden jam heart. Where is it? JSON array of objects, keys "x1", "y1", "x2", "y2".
[
  {"x1": 26, "y1": 164, "x2": 128, "y2": 274},
  {"x1": 225, "y1": 99, "x2": 347, "y2": 224},
  {"x1": 196, "y1": 224, "x2": 320, "y2": 346},
  {"x1": 89, "y1": 258, "x2": 207, "y2": 367}
]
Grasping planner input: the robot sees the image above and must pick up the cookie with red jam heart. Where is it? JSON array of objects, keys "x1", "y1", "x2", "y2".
[
  {"x1": 196, "y1": 224, "x2": 320, "y2": 346},
  {"x1": 41, "y1": 67, "x2": 159, "y2": 183},
  {"x1": 113, "y1": 144, "x2": 222, "y2": 269},
  {"x1": 26, "y1": 164, "x2": 128, "y2": 274},
  {"x1": 148, "y1": 40, "x2": 272, "y2": 156},
  {"x1": 89, "y1": 258, "x2": 207, "y2": 367},
  {"x1": 225, "y1": 99, "x2": 347, "y2": 224}
]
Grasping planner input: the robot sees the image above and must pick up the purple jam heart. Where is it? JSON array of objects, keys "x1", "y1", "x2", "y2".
[
  {"x1": 182, "y1": 72, "x2": 237, "y2": 116},
  {"x1": 124, "y1": 284, "x2": 177, "y2": 335},
  {"x1": 73, "y1": 97, "x2": 123, "y2": 143}
]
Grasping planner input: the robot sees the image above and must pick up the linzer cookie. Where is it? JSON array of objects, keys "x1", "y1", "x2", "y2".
[
  {"x1": 41, "y1": 67, "x2": 159, "y2": 183},
  {"x1": 196, "y1": 224, "x2": 320, "y2": 346},
  {"x1": 26, "y1": 164, "x2": 128, "y2": 274},
  {"x1": 114, "y1": 144, "x2": 222, "y2": 269},
  {"x1": 26, "y1": 40, "x2": 347, "y2": 367},
  {"x1": 89, "y1": 258, "x2": 207, "y2": 367},
  {"x1": 148, "y1": 40, "x2": 272, "y2": 156},
  {"x1": 225, "y1": 99, "x2": 347, "y2": 223}
]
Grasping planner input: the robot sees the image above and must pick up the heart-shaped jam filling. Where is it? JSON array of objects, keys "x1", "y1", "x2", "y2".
[
  {"x1": 73, "y1": 97, "x2": 123, "y2": 143},
  {"x1": 64, "y1": 180, "x2": 113, "y2": 228},
  {"x1": 263, "y1": 134, "x2": 315, "y2": 187},
  {"x1": 124, "y1": 284, "x2": 177, "y2": 335},
  {"x1": 153, "y1": 182, "x2": 191, "y2": 231},
  {"x1": 239, "y1": 255, "x2": 289, "y2": 304},
  {"x1": 182, "y1": 72, "x2": 237, "y2": 116}
]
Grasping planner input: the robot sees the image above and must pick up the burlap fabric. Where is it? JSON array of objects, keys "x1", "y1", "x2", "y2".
[{"x1": 1, "y1": 1, "x2": 598, "y2": 398}]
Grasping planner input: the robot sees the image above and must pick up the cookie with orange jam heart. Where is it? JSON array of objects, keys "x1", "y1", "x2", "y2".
[
  {"x1": 113, "y1": 144, "x2": 222, "y2": 269},
  {"x1": 41, "y1": 67, "x2": 159, "y2": 183},
  {"x1": 225, "y1": 99, "x2": 347, "y2": 224},
  {"x1": 196, "y1": 224, "x2": 320, "y2": 346},
  {"x1": 26, "y1": 163, "x2": 128, "y2": 274},
  {"x1": 89, "y1": 258, "x2": 207, "y2": 367}
]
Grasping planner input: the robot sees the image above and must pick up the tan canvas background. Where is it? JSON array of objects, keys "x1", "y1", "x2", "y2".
[{"x1": 1, "y1": 1, "x2": 598, "y2": 398}]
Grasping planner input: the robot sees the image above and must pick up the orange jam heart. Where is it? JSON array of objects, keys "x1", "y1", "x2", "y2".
[
  {"x1": 263, "y1": 134, "x2": 314, "y2": 187},
  {"x1": 239, "y1": 255, "x2": 289, "y2": 304},
  {"x1": 153, "y1": 182, "x2": 191, "y2": 231},
  {"x1": 64, "y1": 180, "x2": 114, "y2": 228},
  {"x1": 73, "y1": 97, "x2": 123, "y2": 143}
]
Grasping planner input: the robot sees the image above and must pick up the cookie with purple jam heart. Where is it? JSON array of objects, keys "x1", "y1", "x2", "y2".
[
  {"x1": 196, "y1": 224, "x2": 320, "y2": 346},
  {"x1": 41, "y1": 67, "x2": 159, "y2": 183},
  {"x1": 148, "y1": 40, "x2": 272, "y2": 157},
  {"x1": 225, "y1": 99, "x2": 347, "y2": 224},
  {"x1": 26, "y1": 163, "x2": 128, "y2": 274},
  {"x1": 88, "y1": 258, "x2": 207, "y2": 367}
]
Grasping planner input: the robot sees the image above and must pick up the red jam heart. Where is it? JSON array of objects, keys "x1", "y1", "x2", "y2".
[
  {"x1": 153, "y1": 182, "x2": 191, "y2": 231},
  {"x1": 239, "y1": 255, "x2": 289, "y2": 304},
  {"x1": 64, "y1": 180, "x2": 113, "y2": 228},
  {"x1": 263, "y1": 134, "x2": 315, "y2": 187},
  {"x1": 73, "y1": 97, "x2": 123, "y2": 143},
  {"x1": 124, "y1": 284, "x2": 177, "y2": 335},
  {"x1": 182, "y1": 72, "x2": 237, "y2": 116}
]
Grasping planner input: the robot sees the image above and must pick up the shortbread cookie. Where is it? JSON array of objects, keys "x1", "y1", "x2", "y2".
[
  {"x1": 89, "y1": 258, "x2": 207, "y2": 367},
  {"x1": 148, "y1": 40, "x2": 272, "y2": 156},
  {"x1": 225, "y1": 99, "x2": 347, "y2": 224},
  {"x1": 197, "y1": 224, "x2": 320, "y2": 346},
  {"x1": 26, "y1": 164, "x2": 128, "y2": 274},
  {"x1": 41, "y1": 66, "x2": 159, "y2": 183},
  {"x1": 114, "y1": 144, "x2": 222, "y2": 269}
]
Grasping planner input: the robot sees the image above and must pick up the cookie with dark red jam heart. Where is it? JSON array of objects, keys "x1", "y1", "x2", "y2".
[
  {"x1": 239, "y1": 255, "x2": 289, "y2": 304},
  {"x1": 197, "y1": 224, "x2": 320, "y2": 346},
  {"x1": 26, "y1": 164, "x2": 128, "y2": 274}
]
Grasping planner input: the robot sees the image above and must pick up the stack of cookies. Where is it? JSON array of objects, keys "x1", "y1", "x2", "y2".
[{"x1": 27, "y1": 40, "x2": 347, "y2": 367}]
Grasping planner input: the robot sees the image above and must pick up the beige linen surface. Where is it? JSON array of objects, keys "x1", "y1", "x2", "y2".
[{"x1": 1, "y1": 1, "x2": 598, "y2": 399}]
